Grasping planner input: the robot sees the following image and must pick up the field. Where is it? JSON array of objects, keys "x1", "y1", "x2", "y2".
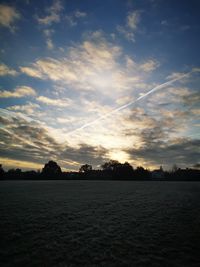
[{"x1": 0, "y1": 180, "x2": 200, "y2": 266}]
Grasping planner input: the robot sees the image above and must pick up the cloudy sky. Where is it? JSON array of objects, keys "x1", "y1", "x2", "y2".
[{"x1": 0, "y1": 0, "x2": 199, "y2": 171}]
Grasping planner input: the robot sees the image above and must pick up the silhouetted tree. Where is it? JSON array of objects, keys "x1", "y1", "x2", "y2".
[
  {"x1": 135, "y1": 166, "x2": 151, "y2": 180},
  {"x1": 24, "y1": 170, "x2": 39, "y2": 180},
  {"x1": 1, "y1": 159, "x2": 199, "y2": 181},
  {"x1": 42, "y1": 161, "x2": 62, "y2": 178},
  {"x1": 172, "y1": 164, "x2": 178, "y2": 173},
  {"x1": 101, "y1": 160, "x2": 134, "y2": 179},
  {"x1": 101, "y1": 160, "x2": 120, "y2": 171},
  {"x1": 6, "y1": 168, "x2": 22, "y2": 179},
  {"x1": 79, "y1": 164, "x2": 92, "y2": 173},
  {"x1": 0, "y1": 164, "x2": 5, "y2": 179},
  {"x1": 121, "y1": 162, "x2": 134, "y2": 178}
]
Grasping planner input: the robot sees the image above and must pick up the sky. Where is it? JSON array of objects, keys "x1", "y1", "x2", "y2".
[{"x1": 0, "y1": 0, "x2": 200, "y2": 171}]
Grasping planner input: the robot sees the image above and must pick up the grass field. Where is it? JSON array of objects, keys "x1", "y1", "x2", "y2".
[{"x1": 0, "y1": 180, "x2": 200, "y2": 266}]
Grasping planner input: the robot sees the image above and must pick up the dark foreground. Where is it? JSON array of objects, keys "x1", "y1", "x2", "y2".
[{"x1": 0, "y1": 181, "x2": 200, "y2": 267}]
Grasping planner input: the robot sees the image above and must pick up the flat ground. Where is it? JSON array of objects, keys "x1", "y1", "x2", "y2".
[{"x1": 0, "y1": 180, "x2": 200, "y2": 266}]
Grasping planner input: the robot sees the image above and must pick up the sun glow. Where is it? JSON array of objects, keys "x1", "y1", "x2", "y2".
[{"x1": 108, "y1": 150, "x2": 130, "y2": 163}]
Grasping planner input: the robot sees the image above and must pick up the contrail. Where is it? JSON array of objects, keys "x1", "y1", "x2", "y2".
[
  {"x1": 68, "y1": 71, "x2": 191, "y2": 135},
  {"x1": 0, "y1": 70, "x2": 193, "y2": 135}
]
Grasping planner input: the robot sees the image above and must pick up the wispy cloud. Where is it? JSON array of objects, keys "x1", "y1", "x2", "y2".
[
  {"x1": 20, "y1": 32, "x2": 155, "y2": 99},
  {"x1": 127, "y1": 11, "x2": 140, "y2": 30},
  {"x1": 66, "y1": 10, "x2": 87, "y2": 26},
  {"x1": 7, "y1": 102, "x2": 40, "y2": 115},
  {"x1": 126, "y1": 138, "x2": 200, "y2": 169},
  {"x1": 117, "y1": 10, "x2": 141, "y2": 42},
  {"x1": 166, "y1": 71, "x2": 191, "y2": 80},
  {"x1": 36, "y1": 96, "x2": 72, "y2": 107},
  {"x1": 46, "y1": 38, "x2": 54, "y2": 50},
  {"x1": 36, "y1": 0, "x2": 63, "y2": 26},
  {"x1": 0, "y1": 86, "x2": 36, "y2": 98},
  {"x1": 74, "y1": 10, "x2": 87, "y2": 18},
  {"x1": 0, "y1": 113, "x2": 108, "y2": 170},
  {"x1": 140, "y1": 59, "x2": 160, "y2": 72},
  {"x1": 0, "y1": 4, "x2": 20, "y2": 32},
  {"x1": 42, "y1": 25, "x2": 55, "y2": 50},
  {"x1": 0, "y1": 63, "x2": 18, "y2": 76},
  {"x1": 67, "y1": 71, "x2": 190, "y2": 134},
  {"x1": 117, "y1": 25, "x2": 136, "y2": 42},
  {"x1": 20, "y1": 66, "x2": 44, "y2": 79}
]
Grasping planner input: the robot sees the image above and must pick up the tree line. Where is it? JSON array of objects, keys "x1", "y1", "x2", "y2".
[{"x1": 0, "y1": 160, "x2": 200, "y2": 181}]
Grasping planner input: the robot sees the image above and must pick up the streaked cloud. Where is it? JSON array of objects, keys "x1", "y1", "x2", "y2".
[
  {"x1": 20, "y1": 66, "x2": 44, "y2": 79},
  {"x1": 7, "y1": 102, "x2": 40, "y2": 115},
  {"x1": 0, "y1": 1, "x2": 199, "y2": 170},
  {"x1": 166, "y1": 71, "x2": 191, "y2": 81},
  {"x1": 0, "y1": 63, "x2": 18, "y2": 76},
  {"x1": 19, "y1": 32, "x2": 154, "y2": 99},
  {"x1": 0, "y1": 114, "x2": 108, "y2": 170},
  {"x1": 0, "y1": 86, "x2": 36, "y2": 98},
  {"x1": 0, "y1": 157, "x2": 43, "y2": 171},
  {"x1": 36, "y1": 96, "x2": 72, "y2": 107},
  {"x1": 126, "y1": 138, "x2": 200, "y2": 169}
]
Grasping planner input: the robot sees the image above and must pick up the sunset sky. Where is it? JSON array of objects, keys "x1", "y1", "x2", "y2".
[{"x1": 0, "y1": 0, "x2": 199, "y2": 171}]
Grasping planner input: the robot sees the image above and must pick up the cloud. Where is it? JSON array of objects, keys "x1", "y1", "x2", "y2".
[
  {"x1": 126, "y1": 138, "x2": 200, "y2": 169},
  {"x1": 0, "y1": 118, "x2": 62, "y2": 165},
  {"x1": 7, "y1": 102, "x2": 40, "y2": 115},
  {"x1": 0, "y1": 86, "x2": 36, "y2": 98},
  {"x1": 182, "y1": 92, "x2": 200, "y2": 106},
  {"x1": 166, "y1": 71, "x2": 190, "y2": 81},
  {"x1": 161, "y1": 20, "x2": 168, "y2": 26},
  {"x1": 36, "y1": 96, "x2": 72, "y2": 107},
  {"x1": 0, "y1": 4, "x2": 20, "y2": 31},
  {"x1": 0, "y1": 116, "x2": 12, "y2": 125},
  {"x1": 57, "y1": 117, "x2": 77, "y2": 124},
  {"x1": 0, "y1": 114, "x2": 108, "y2": 170},
  {"x1": 19, "y1": 33, "x2": 153, "y2": 98},
  {"x1": 37, "y1": 0, "x2": 63, "y2": 26},
  {"x1": 65, "y1": 10, "x2": 87, "y2": 27},
  {"x1": 180, "y1": 25, "x2": 190, "y2": 31},
  {"x1": 140, "y1": 59, "x2": 160, "y2": 72},
  {"x1": 193, "y1": 163, "x2": 200, "y2": 169},
  {"x1": 116, "y1": 25, "x2": 136, "y2": 42},
  {"x1": 42, "y1": 27, "x2": 55, "y2": 50},
  {"x1": 191, "y1": 108, "x2": 200, "y2": 116},
  {"x1": 120, "y1": 100, "x2": 199, "y2": 168},
  {"x1": 192, "y1": 67, "x2": 200, "y2": 73},
  {"x1": 117, "y1": 10, "x2": 140, "y2": 42},
  {"x1": 148, "y1": 84, "x2": 199, "y2": 109},
  {"x1": 127, "y1": 11, "x2": 140, "y2": 30},
  {"x1": 60, "y1": 144, "x2": 108, "y2": 166},
  {"x1": 43, "y1": 29, "x2": 54, "y2": 37},
  {"x1": 19, "y1": 37, "x2": 122, "y2": 89},
  {"x1": 74, "y1": 10, "x2": 87, "y2": 18},
  {"x1": 0, "y1": 63, "x2": 18, "y2": 76},
  {"x1": 20, "y1": 58, "x2": 78, "y2": 81},
  {"x1": 0, "y1": 157, "x2": 43, "y2": 171},
  {"x1": 0, "y1": 68, "x2": 198, "y2": 170},
  {"x1": 20, "y1": 66, "x2": 44, "y2": 78},
  {"x1": 46, "y1": 38, "x2": 54, "y2": 50}
]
